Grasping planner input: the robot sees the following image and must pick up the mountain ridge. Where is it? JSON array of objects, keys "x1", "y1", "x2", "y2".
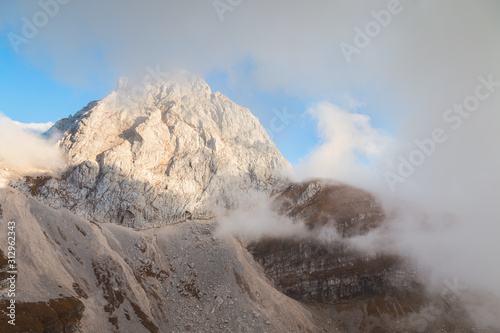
[{"x1": 0, "y1": 72, "x2": 489, "y2": 332}]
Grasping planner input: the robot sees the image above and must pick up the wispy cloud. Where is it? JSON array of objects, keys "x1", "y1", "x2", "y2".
[
  {"x1": 11, "y1": 120, "x2": 54, "y2": 133},
  {"x1": 216, "y1": 191, "x2": 308, "y2": 240}
]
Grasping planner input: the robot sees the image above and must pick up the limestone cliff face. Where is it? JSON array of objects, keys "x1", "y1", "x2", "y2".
[{"x1": 31, "y1": 71, "x2": 291, "y2": 228}]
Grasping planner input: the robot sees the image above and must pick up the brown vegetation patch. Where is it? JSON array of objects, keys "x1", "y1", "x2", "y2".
[
  {"x1": 0, "y1": 297, "x2": 84, "y2": 333},
  {"x1": 108, "y1": 316, "x2": 119, "y2": 330},
  {"x1": 177, "y1": 278, "x2": 201, "y2": 300},
  {"x1": 67, "y1": 248, "x2": 83, "y2": 265},
  {"x1": 130, "y1": 301, "x2": 159, "y2": 333},
  {"x1": 136, "y1": 261, "x2": 169, "y2": 283},
  {"x1": 0, "y1": 249, "x2": 9, "y2": 282},
  {"x1": 92, "y1": 258, "x2": 125, "y2": 313},
  {"x1": 234, "y1": 269, "x2": 256, "y2": 302},
  {"x1": 75, "y1": 224, "x2": 87, "y2": 237},
  {"x1": 72, "y1": 283, "x2": 88, "y2": 299},
  {"x1": 24, "y1": 175, "x2": 52, "y2": 196}
]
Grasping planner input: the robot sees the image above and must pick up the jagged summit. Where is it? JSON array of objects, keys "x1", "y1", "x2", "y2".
[{"x1": 33, "y1": 72, "x2": 292, "y2": 228}]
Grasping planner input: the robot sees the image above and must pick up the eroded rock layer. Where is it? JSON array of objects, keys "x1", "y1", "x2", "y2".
[{"x1": 249, "y1": 180, "x2": 417, "y2": 304}]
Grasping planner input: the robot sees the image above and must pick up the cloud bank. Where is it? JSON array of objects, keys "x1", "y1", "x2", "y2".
[
  {"x1": 295, "y1": 96, "x2": 500, "y2": 328},
  {"x1": 3, "y1": 1, "x2": 498, "y2": 98},
  {"x1": 0, "y1": 113, "x2": 64, "y2": 171}
]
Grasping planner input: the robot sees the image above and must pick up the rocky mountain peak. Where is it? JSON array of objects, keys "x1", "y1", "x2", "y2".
[{"x1": 33, "y1": 72, "x2": 292, "y2": 228}]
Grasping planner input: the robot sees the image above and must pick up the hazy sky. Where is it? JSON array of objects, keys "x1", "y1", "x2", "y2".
[
  {"x1": 2, "y1": 1, "x2": 499, "y2": 164},
  {"x1": 1, "y1": 1, "x2": 500, "y2": 317}
]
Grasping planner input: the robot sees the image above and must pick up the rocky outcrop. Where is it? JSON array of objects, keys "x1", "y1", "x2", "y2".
[
  {"x1": 19, "y1": 71, "x2": 291, "y2": 228},
  {"x1": 250, "y1": 239, "x2": 417, "y2": 304},
  {"x1": 249, "y1": 180, "x2": 418, "y2": 304},
  {"x1": 274, "y1": 180, "x2": 385, "y2": 236},
  {"x1": 0, "y1": 296, "x2": 84, "y2": 333}
]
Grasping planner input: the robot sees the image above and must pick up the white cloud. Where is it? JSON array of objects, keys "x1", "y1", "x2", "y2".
[
  {"x1": 216, "y1": 191, "x2": 307, "y2": 240},
  {"x1": 296, "y1": 102, "x2": 391, "y2": 190},
  {"x1": 0, "y1": 113, "x2": 65, "y2": 171}
]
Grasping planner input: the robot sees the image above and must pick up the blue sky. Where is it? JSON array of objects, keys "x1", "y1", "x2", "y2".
[{"x1": 0, "y1": 45, "x2": 109, "y2": 123}]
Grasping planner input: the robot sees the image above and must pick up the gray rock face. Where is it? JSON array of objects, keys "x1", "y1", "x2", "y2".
[{"x1": 31, "y1": 71, "x2": 291, "y2": 228}]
